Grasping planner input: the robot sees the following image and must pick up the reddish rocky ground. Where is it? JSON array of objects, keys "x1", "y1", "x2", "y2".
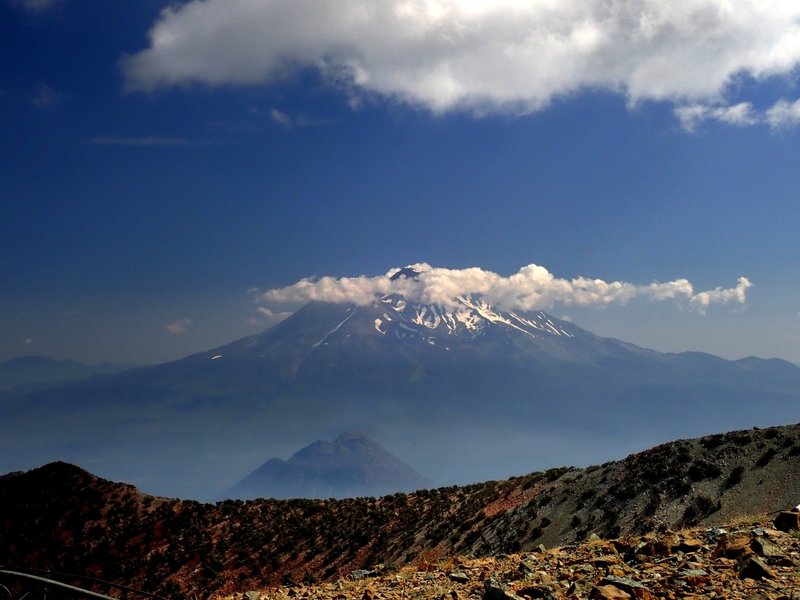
[
  {"x1": 225, "y1": 514, "x2": 800, "y2": 599},
  {"x1": 4, "y1": 424, "x2": 800, "y2": 599}
]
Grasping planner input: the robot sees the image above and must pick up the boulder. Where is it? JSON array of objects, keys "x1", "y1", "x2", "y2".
[
  {"x1": 483, "y1": 578, "x2": 524, "y2": 600},
  {"x1": 598, "y1": 576, "x2": 656, "y2": 599},
  {"x1": 773, "y1": 511, "x2": 800, "y2": 532},
  {"x1": 713, "y1": 535, "x2": 752, "y2": 559},
  {"x1": 448, "y1": 571, "x2": 469, "y2": 584},
  {"x1": 737, "y1": 555, "x2": 775, "y2": 580},
  {"x1": 750, "y1": 537, "x2": 783, "y2": 558},
  {"x1": 589, "y1": 585, "x2": 631, "y2": 600},
  {"x1": 351, "y1": 569, "x2": 375, "y2": 580}
]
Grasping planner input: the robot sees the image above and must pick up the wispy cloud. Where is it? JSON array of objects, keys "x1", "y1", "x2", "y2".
[
  {"x1": 675, "y1": 98, "x2": 800, "y2": 132},
  {"x1": 258, "y1": 263, "x2": 752, "y2": 316},
  {"x1": 165, "y1": 318, "x2": 192, "y2": 335},
  {"x1": 122, "y1": 1, "x2": 800, "y2": 120},
  {"x1": 90, "y1": 136, "x2": 197, "y2": 146},
  {"x1": 256, "y1": 307, "x2": 293, "y2": 321},
  {"x1": 31, "y1": 83, "x2": 67, "y2": 109},
  {"x1": 13, "y1": 0, "x2": 60, "y2": 13},
  {"x1": 269, "y1": 108, "x2": 334, "y2": 129},
  {"x1": 270, "y1": 109, "x2": 293, "y2": 128}
]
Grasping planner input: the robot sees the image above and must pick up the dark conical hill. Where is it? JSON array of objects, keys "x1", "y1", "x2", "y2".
[{"x1": 226, "y1": 431, "x2": 430, "y2": 499}]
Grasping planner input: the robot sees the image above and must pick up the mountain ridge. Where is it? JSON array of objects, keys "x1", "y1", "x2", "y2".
[
  {"x1": 2, "y1": 422, "x2": 800, "y2": 597},
  {"x1": 0, "y1": 355, "x2": 138, "y2": 393}
]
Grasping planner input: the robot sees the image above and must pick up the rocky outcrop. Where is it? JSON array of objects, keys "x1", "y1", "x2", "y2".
[{"x1": 228, "y1": 517, "x2": 799, "y2": 599}]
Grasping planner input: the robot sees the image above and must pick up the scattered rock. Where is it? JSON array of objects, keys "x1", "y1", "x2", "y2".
[
  {"x1": 750, "y1": 537, "x2": 783, "y2": 558},
  {"x1": 635, "y1": 537, "x2": 672, "y2": 557},
  {"x1": 678, "y1": 568, "x2": 711, "y2": 587},
  {"x1": 448, "y1": 571, "x2": 469, "y2": 584},
  {"x1": 528, "y1": 570, "x2": 553, "y2": 585},
  {"x1": 737, "y1": 555, "x2": 775, "y2": 580},
  {"x1": 516, "y1": 584, "x2": 560, "y2": 599},
  {"x1": 589, "y1": 585, "x2": 631, "y2": 599},
  {"x1": 483, "y1": 578, "x2": 522, "y2": 600},
  {"x1": 675, "y1": 535, "x2": 704, "y2": 552},
  {"x1": 713, "y1": 535, "x2": 753, "y2": 559},
  {"x1": 518, "y1": 559, "x2": 537, "y2": 575},
  {"x1": 225, "y1": 517, "x2": 800, "y2": 600},
  {"x1": 589, "y1": 555, "x2": 618, "y2": 568},
  {"x1": 598, "y1": 576, "x2": 656, "y2": 599}
]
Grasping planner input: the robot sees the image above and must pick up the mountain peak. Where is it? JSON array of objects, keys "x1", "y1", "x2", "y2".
[
  {"x1": 388, "y1": 266, "x2": 423, "y2": 281},
  {"x1": 334, "y1": 430, "x2": 370, "y2": 444},
  {"x1": 226, "y1": 431, "x2": 430, "y2": 500}
]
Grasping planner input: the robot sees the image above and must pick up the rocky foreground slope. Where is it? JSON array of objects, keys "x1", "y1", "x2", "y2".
[
  {"x1": 232, "y1": 514, "x2": 800, "y2": 599},
  {"x1": 2, "y1": 423, "x2": 800, "y2": 598}
]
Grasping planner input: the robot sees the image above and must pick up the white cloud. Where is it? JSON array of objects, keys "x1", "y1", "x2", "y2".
[
  {"x1": 674, "y1": 102, "x2": 758, "y2": 132},
  {"x1": 121, "y1": 1, "x2": 800, "y2": 117},
  {"x1": 258, "y1": 263, "x2": 751, "y2": 315},
  {"x1": 24, "y1": 337, "x2": 33, "y2": 346},
  {"x1": 765, "y1": 98, "x2": 800, "y2": 130},
  {"x1": 165, "y1": 318, "x2": 192, "y2": 335},
  {"x1": 688, "y1": 277, "x2": 752, "y2": 313}
]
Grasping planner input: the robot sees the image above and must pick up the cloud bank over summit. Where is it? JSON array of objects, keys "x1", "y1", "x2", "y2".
[
  {"x1": 259, "y1": 263, "x2": 751, "y2": 315},
  {"x1": 122, "y1": 0, "x2": 800, "y2": 122}
]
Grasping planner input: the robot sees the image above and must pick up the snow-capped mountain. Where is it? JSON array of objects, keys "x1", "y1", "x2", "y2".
[
  {"x1": 368, "y1": 294, "x2": 573, "y2": 344},
  {"x1": 296, "y1": 294, "x2": 576, "y2": 357},
  {"x1": 390, "y1": 265, "x2": 566, "y2": 336},
  {"x1": 372, "y1": 265, "x2": 574, "y2": 344},
  {"x1": 2, "y1": 271, "x2": 800, "y2": 499}
]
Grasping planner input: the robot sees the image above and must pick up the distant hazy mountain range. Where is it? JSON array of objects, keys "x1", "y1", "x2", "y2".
[
  {"x1": 0, "y1": 355, "x2": 136, "y2": 392},
  {"x1": 1, "y1": 268, "x2": 799, "y2": 498},
  {"x1": 226, "y1": 431, "x2": 430, "y2": 500}
]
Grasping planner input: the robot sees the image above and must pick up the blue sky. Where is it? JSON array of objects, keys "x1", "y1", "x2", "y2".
[{"x1": 2, "y1": 0, "x2": 800, "y2": 365}]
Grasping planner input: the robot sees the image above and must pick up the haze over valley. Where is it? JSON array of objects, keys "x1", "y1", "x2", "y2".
[{"x1": 1, "y1": 266, "x2": 798, "y2": 499}]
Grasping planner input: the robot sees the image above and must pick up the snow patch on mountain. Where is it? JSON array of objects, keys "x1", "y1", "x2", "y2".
[
  {"x1": 374, "y1": 293, "x2": 574, "y2": 345},
  {"x1": 313, "y1": 307, "x2": 357, "y2": 348},
  {"x1": 306, "y1": 290, "x2": 579, "y2": 352}
]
